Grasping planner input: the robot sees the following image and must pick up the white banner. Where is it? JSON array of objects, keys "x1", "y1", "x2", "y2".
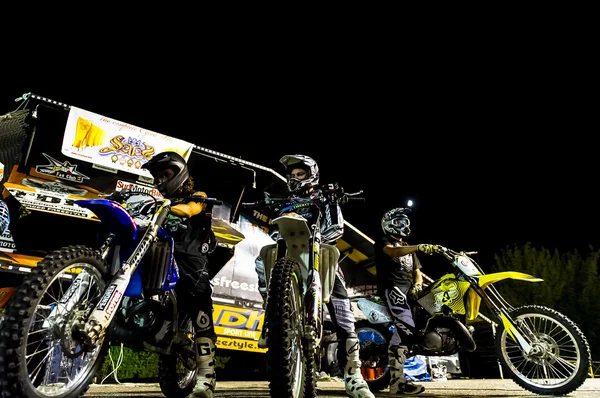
[{"x1": 62, "y1": 107, "x2": 194, "y2": 178}]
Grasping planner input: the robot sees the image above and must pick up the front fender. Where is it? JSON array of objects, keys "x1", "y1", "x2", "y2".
[
  {"x1": 465, "y1": 272, "x2": 543, "y2": 321},
  {"x1": 478, "y1": 271, "x2": 543, "y2": 290}
]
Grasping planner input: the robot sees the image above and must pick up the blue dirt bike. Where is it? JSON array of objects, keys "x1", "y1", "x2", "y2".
[{"x1": 0, "y1": 189, "x2": 239, "y2": 398}]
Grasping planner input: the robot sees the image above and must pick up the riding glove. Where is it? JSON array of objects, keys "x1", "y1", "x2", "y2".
[{"x1": 417, "y1": 244, "x2": 439, "y2": 255}]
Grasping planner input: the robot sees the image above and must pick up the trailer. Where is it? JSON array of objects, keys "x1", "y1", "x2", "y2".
[{"x1": 0, "y1": 93, "x2": 378, "y2": 355}]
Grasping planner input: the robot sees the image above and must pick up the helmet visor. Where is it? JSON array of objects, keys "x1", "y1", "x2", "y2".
[{"x1": 391, "y1": 217, "x2": 409, "y2": 228}]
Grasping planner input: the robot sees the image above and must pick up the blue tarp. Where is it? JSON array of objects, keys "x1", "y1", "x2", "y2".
[{"x1": 405, "y1": 356, "x2": 432, "y2": 381}]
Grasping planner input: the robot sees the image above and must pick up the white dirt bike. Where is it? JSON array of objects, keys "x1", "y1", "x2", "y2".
[{"x1": 241, "y1": 184, "x2": 364, "y2": 398}]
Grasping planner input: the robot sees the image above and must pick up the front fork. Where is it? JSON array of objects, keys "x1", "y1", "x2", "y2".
[
  {"x1": 304, "y1": 235, "x2": 323, "y2": 352},
  {"x1": 471, "y1": 283, "x2": 534, "y2": 354},
  {"x1": 84, "y1": 223, "x2": 160, "y2": 345}
]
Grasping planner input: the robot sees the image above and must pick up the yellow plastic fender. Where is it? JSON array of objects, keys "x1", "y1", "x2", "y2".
[
  {"x1": 465, "y1": 271, "x2": 543, "y2": 321},
  {"x1": 478, "y1": 271, "x2": 543, "y2": 290}
]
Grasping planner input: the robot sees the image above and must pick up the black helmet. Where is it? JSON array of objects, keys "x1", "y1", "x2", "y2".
[
  {"x1": 141, "y1": 151, "x2": 189, "y2": 197},
  {"x1": 279, "y1": 154, "x2": 319, "y2": 193},
  {"x1": 381, "y1": 207, "x2": 411, "y2": 240}
]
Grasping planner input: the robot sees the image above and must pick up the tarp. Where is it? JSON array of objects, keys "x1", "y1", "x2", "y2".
[{"x1": 405, "y1": 356, "x2": 432, "y2": 382}]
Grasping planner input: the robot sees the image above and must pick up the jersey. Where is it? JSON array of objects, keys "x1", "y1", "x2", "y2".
[
  {"x1": 374, "y1": 238, "x2": 422, "y2": 296},
  {"x1": 271, "y1": 189, "x2": 344, "y2": 244}
]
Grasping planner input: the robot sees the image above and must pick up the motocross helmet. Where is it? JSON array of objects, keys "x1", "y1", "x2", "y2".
[
  {"x1": 381, "y1": 207, "x2": 411, "y2": 240},
  {"x1": 279, "y1": 154, "x2": 319, "y2": 193},
  {"x1": 141, "y1": 151, "x2": 189, "y2": 197}
]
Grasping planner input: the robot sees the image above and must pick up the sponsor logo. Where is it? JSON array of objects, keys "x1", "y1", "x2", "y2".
[
  {"x1": 35, "y1": 153, "x2": 90, "y2": 182},
  {"x1": 6, "y1": 188, "x2": 93, "y2": 218},
  {"x1": 99, "y1": 136, "x2": 155, "y2": 164},
  {"x1": 97, "y1": 284, "x2": 117, "y2": 311},
  {"x1": 211, "y1": 276, "x2": 259, "y2": 293},
  {"x1": 115, "y1": 180, "x2": 162, "y2": 198},
  {"x1": 216, "y1": 336, "x2": 267, "y2": 353},
  {"x1": 105, "y1": 289, "x2": 122, "y2": 316},
  {"x1": 59, "y1": 278, "x2": 82, "y2": 304}
]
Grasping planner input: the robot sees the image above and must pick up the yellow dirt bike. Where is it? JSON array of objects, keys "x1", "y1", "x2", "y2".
[{"x1": 354, "y1": 245, "x2": 591, "y2": 396}]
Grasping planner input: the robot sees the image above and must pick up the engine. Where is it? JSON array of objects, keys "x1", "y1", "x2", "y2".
[
  {"x1": 111, "y1": 296, "x2": 173, "y2": 349},
  {"x1": 415, "y1": 312, "x2": 476, "y2": 355},
  {"x1": 420, "y1": 327, "x2": 460, "y2": 355}
]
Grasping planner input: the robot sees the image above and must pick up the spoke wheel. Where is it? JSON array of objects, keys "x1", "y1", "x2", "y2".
[
  {"x1": 0, "y1": 245, "x2": 110, "y2": 398},
  {"x1": 159, "y1": 316, "x2": 197, "y2": 398},
  {"x1": 495, "y1": 304, "x2": 591, "y2": 396},
  {"x1": 265, "y1": 257, "x2": 306, "y2": 398},
  {"x1": 356, "y1": 322, "x2": 391, "y2": 392}
]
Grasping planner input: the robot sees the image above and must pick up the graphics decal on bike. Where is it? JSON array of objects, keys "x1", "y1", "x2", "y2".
[
  {"x1": 96, "y1": 284, "x2": 118, "y2": 311},
  {"x1": 418, "y1": 276, "x2": 471, "y2": 315}
]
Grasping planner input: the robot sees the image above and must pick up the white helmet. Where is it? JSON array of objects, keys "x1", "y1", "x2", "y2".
[
  {"x1": 279, "y1": 154, "x2": 320, "y2": 193},
  {"x1": 381, "y1": 207, "x2": 411, "y2": 240}
]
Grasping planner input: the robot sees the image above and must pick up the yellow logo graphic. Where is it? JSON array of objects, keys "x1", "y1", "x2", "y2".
[{"x1": 99, "y1": 135, "x2": 155, "y2": 162}]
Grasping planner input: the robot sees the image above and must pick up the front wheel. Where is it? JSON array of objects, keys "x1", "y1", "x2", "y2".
[
  {"x1": 265, "y1": 257, "x2": 306, "y2": 398},
  {"x1": 495, "y1": 304, "x2": 591, "y2": 396},
  {"x1": 0, "y1": 245, "x2": 110, "y2": 398}
]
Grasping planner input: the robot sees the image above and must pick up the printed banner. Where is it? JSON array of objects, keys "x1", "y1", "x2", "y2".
[
  {"x1": 62, "y1": 107, "x2": 194, "y2": 178},
  {"x1": 213, "y1": 304, "x2": 266, "y2": 353}
]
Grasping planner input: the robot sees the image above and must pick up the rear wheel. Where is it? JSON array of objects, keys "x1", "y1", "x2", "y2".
[
  {"x1": 0, "y1": 245, "x2": 109, "y2": 398},
  {"x1": 495, "y1": 305, "x2": 591, "y2": 396},
  {"x1": 356, "y1": 322, "x2": 391, "y2": 392},
  {"x1": 265, "y1": 257, "x2": 306, "y2": 398},
  {"x1": 158, "y1": 317, "x2": 197, "y2": 398}
]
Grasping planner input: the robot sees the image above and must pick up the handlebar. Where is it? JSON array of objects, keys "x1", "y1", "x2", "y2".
[
  {"x1": 101, "y1": 190, "x2": 223, "y2": 206},
  {"x1": 435, "y1": 245, "x2": 477, "y2": 260},
  {"x1": 242, "y1": 184, "x2": 365, "y2": 208}
]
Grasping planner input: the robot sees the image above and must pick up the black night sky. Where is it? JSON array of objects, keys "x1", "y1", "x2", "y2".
[{"x1": 2, "y1": 60, "x2": 597, "y2": 272}]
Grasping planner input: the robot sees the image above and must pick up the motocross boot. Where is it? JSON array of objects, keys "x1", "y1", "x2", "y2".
[
  {"x1": 187, "y1": 337, "x2": 217, "y2": 398},
  {"x1": 342, "y1": 337, "x2": 375, "y2": 398},
  {"x1": 388, "y1": 345, "x2": 425, "y2": 395}
]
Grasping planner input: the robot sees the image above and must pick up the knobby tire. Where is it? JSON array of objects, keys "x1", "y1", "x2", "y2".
[
  {"x1": 265, "y1": 257, "x2": 306, "y2": 398},
  {"x1": 0, "y1": 245, "x2": 110, "y2": 398}
]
